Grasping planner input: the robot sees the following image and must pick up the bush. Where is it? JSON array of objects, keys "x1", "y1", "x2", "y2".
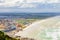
[{"x1": 0, "y1": 31, "x2": 20, "y2": 40}]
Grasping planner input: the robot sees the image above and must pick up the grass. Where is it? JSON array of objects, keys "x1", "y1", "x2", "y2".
[{"x1": 16, "y1": 19, "x2": 37, "y2": 25}]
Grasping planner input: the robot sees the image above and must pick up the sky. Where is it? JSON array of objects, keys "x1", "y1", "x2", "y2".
[{"x1": 0, "y1": 0, "x2": 60, "y2": 13}]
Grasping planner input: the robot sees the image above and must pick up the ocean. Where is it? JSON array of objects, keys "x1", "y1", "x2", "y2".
[{"x1": 0, "y1": 13, "x2": 60, "y2": 19}]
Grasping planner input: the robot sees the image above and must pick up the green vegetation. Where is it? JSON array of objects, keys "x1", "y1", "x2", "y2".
[
  {"x1": 0, "y1": 31, "x2": 20, "y2": 40},
  {"x1": 16, "y1": 19, "x2": 36, "y2": 25}
]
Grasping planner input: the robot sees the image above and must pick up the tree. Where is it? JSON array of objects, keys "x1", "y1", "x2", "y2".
[{"x1": 0, "y1": 31, "x2": 20, "y2": 40}]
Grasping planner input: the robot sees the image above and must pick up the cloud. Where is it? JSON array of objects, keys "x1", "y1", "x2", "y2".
[
  {"x1": 0, "y1": 0, "x2": 60, "y2": 8},
  {"x1": 0, "y1": 0, "x2": 60, "y2": 13},
  {"x1": 24, "y1": 0, "x2": 59, "y2": 3}
]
